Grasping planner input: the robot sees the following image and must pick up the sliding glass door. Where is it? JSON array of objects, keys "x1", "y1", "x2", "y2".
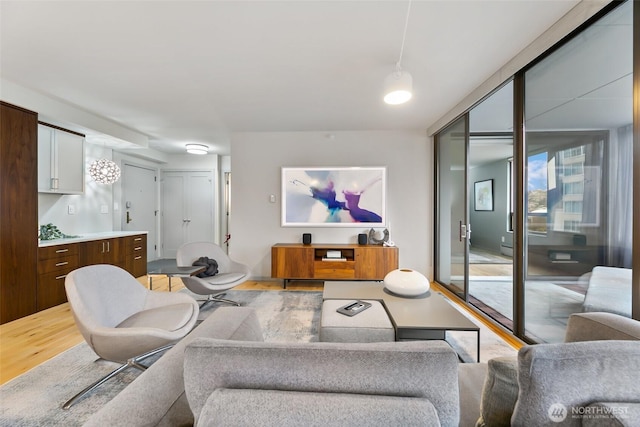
[
  {"x1": 435, "y1": 116, "x2": 468, "y2": 299},
  {"x1": 467, "y1": 82, "x2": 515, "y2": 330},
  {"x1": 434, "y1": 0, "x2": 635, "y2": 343}
]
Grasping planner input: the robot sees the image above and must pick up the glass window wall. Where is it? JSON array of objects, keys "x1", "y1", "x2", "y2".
[{"x1": 523, "y1": 0, "x2": 633, "y2": 342}]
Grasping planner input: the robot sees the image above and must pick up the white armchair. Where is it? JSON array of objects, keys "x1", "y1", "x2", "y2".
[
  {"x1": 176, "y1": 242, "x2": 250, "y2": 308},
  {"x1": 63, "y1": 264, "x2": 199, "y2": 408}
]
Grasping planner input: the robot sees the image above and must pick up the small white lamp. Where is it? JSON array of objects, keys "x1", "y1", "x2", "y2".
[
  {"x1": 383, "y1": 0, "x2": 413, "y2": 105},
  {"x1": 384, "y1": 66, "x2": 413, "y2": 105}
]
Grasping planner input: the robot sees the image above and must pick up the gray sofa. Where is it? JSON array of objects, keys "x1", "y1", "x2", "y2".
[
  {"x1": 85, "y1": 308, "x2": 640, "y2": 427},
  {"x1": 477, "y1": 312, "x2": 640, "y2": 427}
]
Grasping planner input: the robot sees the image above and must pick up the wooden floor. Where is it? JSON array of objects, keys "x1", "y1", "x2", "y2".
[
  {"x1": 0, "y1": 276, "x2": 320, "y2": 385},
  {"x1": 0, "y1": 275, "x2": 519, "y2": 386}
]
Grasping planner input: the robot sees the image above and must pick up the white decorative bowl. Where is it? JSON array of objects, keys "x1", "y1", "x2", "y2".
[{"x1": 383, "y1": 268, "x2": 430, "y2": 297}]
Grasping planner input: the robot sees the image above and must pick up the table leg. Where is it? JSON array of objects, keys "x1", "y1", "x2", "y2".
[
  {"x1": 148, "y1": 276, "x2": 153, "y2": 290},
  {"x1": 476, "y1": 330, "x2": 481, "y2": 363},
  {"x1": 168, "y1": 276, "x2": 172, "y2": 292}
]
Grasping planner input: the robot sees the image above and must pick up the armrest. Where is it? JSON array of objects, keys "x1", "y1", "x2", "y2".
[{"x1": 565, "y1": 312, "x2": 640, "y2": 342}]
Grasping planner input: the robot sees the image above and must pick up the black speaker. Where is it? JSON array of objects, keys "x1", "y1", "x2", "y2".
[
  {"x1": 358, "y1": 233, "x2": 368, "y2": 245},
  {"x1": 302, "y1": 233, "x2": 312, "y2": 245}
]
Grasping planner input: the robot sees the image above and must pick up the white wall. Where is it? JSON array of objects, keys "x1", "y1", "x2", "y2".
[{"x1": 230, "y1": 130, "x2": 433, "y2": 280}]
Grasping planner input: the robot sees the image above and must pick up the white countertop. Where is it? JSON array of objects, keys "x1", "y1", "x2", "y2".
[{"x1": 38, "y1": 231, "x2": 147, "y2": 247}]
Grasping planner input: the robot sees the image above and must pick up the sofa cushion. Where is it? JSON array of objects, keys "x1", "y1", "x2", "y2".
[
  {"x1": 511, "y1": 340, "x2": 640, "y2": 427},
  {"x1": 198, "y1": 388, "x2": 441, "y2": 427},
  {"x1": 475, "y1": 357, "x2": 518, "y2": 427},
  {"x1": 184, "y1": 339, "x2": 460, "y2": 427}
]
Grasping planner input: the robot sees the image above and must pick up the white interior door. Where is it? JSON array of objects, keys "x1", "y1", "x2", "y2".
[
  {"x1": 162, "y1": 170, "x2": 215, "y2": 258},
  {"x1": 162, "y1": 173, "x2": 187, "y2": 258},
  {"x1": 122, "y1": 164, "x2": 158, "y2": 261},
  {"x1": 186, "y1": 172, "x2": 214, "y2": 242}
]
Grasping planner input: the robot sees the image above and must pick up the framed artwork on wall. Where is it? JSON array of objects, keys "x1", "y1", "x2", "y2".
[
  {"x1": 474, "y1": 179, "x2": 494, "y2": 211},
  {"x1": 281, "y1": 167, "x2": 386, "y2": 227}
]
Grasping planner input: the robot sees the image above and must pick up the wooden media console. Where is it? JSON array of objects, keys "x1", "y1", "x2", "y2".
[{"x1": 271, "y1": 243, "x2": 398, "y2": 287}]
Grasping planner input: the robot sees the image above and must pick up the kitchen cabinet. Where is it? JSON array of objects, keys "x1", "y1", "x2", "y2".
[
  {"x1": 34, "y1": 233, "x2": 147, "y2": 313},
  {"x1": 124, "y1": 234, "x2": 147, "y2": 278},
  {"x1": 38, "y1": 123, "x2": 84, "y2": 194},
  {"x1": 81, "y1": 237, "x2": 126, "y2": 268},
  {"x1": 0, "y1": 102, "x2": 38, "y2": 324},
  {"x1": 37, "y1": 243, "x2": 80, "y2": 310}
]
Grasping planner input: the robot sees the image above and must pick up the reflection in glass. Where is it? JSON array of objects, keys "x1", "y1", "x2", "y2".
[{"x1": 524, "y1": 1, "x2": 633, "y2": 342}]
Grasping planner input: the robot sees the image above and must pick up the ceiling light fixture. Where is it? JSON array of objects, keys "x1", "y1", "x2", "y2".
[
  {"x1": 89, "y1": 158, "x2": 121, "y2": 184},
  {"x1": 186, "y1": 144, "x2": 209, "y2": 155},
  {"x1": 384, "y1": 0, "x2": 413, "y2": 105}
]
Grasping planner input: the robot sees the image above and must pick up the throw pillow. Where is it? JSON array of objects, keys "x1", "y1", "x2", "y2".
[
  {"x1": 192, "y1": 256, "x2": 219, "y2": 277},
  {"x1": 476, "y1": 356, "x2": 519, "y2": 427}
]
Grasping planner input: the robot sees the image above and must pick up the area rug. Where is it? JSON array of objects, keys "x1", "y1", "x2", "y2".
[
  {"x1": 0, "y1": 290, "x2": 321, "y2": 427},
  {"x1": 0, "y1": 289, "x2": 514, "y2": 426}
]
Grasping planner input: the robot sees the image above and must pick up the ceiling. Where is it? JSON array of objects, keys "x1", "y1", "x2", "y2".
[{"x1": 0, "y1": 1, "x2": 583, "y2": 155}]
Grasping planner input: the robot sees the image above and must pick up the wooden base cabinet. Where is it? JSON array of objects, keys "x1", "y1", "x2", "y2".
[
  {"x1": 37, "y1": 243, "x2": 80, "y2": 311},
  {"x1": 271, "y1": 244, "x2": 398, "y2": 284},
  {"x1": 124, "y1": 234, "x2": 147, "y2": 277},
  {"x1": 36, "y1": 233, "x2": 148, "y2": 312},
  {"x1": 80, "y1": 237, "x2": 126, "y2": 269}
]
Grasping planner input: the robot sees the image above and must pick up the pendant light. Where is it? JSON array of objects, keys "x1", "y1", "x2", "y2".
[
  {"x1": 89, "y1": 158, "x2": 121, "y2": 184},
  {"x1": 384, "y1": 0, "x2": 413, "y2": 105}
]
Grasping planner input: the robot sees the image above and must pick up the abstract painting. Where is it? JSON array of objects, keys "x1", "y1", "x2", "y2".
[
  {"x1": 474, "y1": 179, "x2": 494, "y2": 211},
  {"x1": 282, "y1": 167, "x2": 386, "y2": 227}
]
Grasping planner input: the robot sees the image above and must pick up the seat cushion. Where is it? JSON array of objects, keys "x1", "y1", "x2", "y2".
[
  {"x1": 204, "y1": 272, "x2": 246, "y2": 285},
  {"x1": 117, "y1": 303, "x2": 196, "y2": 332}
]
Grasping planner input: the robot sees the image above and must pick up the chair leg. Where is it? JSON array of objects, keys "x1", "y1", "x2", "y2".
[
  {"x1": 62, "y1": 344, "x2": 173, "y2": 409},
  {"x1": 197, "y1": 293, "x2": 241, "y2": 308}
]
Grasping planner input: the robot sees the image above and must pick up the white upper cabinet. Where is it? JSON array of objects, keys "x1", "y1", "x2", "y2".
[{"x1": 38, "y1": 124, "x2": 84, "y2": 194}]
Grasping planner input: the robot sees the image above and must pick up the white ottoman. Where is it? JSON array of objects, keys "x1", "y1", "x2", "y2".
[{"x1": 319, "y1": 299, "x2": 395, "y2": 343}]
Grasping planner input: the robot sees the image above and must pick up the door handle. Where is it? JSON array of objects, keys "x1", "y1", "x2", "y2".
[
  {"x1": 459, "y1": 222, "x2": 471, "y2": 242},
  {"x1": 126, "y1": 211, "x2": 133, "y2": 224}
]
